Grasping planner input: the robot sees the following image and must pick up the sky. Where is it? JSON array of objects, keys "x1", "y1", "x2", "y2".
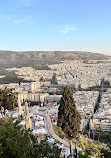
[{"x1": 0, "y1": 0, "x2": 111, "y2": 55}]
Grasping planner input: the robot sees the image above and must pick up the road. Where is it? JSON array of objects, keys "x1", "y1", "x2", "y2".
[{"x1": 30, "y1": 106, "x2": 81, "y2": 152}]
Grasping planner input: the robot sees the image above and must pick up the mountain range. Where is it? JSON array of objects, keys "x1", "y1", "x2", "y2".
[{"x1": 0, "y1": 50, "x2": 111, "y2": 69}]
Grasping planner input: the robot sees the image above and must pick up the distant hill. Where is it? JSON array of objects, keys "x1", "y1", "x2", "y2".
[{"x1": 0, "y1": 50, "x2": 111, "y2": 69}]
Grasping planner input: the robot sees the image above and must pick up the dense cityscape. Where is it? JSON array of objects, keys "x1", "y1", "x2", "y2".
[{"x1": 0, "y1": 59, "x2": 111, "y2": 157}]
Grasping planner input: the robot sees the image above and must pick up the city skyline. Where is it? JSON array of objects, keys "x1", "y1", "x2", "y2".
[{"x1": 0, "y1": 0, "x2": 111, "y2": 55}]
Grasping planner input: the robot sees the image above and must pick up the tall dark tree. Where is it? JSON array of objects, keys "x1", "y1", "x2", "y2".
[
  {"x1": 0, "y1": 87, "x2": 18, "y2": 118},
  {"x1": 51, "y1": 73, "x2": 58, "y2": 85},
  {"x1": 39, "y1": 76, "x2": 43, "y2": 82},
  {"x1": 57, "y1": 85, "x2": 81, "y2": 156}
]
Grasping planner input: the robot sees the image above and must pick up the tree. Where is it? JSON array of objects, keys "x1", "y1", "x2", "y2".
[
  {"x1": 39, "y1": 76, "x2": 43, "y2": 82},
  {"x1": 0, "y1": 118, "x2": 60, "y2": 158},
  {"x1": 0, "y1": 87, "x2": 18, "y2": 118},
  {"x1": 51, "y1": 73, "x2": 58, "y2": 85},
  {"x1": 57, "y1": 85, "x2": 81, "y2": 156},
  {"x1": 101, "y1": 149, "x2": 111, "y2": 158}
]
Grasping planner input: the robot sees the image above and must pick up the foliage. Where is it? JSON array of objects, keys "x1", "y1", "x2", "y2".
[
  {"x1": 76, "y1": 134, "x2": 101, "y2": 157},
  {"x1": 57, "y1": 85, "x2": 81, "y2": 140},
  {"x1": 0, "y1": 118, "x2": 60, "y2": 158},
  {"x1": 52, "y1": 123, "x2": 65, "y2": 139},
  {"x1": 0, "y1": 87, "x2": 18, "y2": 117},
  {"x1": 52, "y1": 123, "x2": 110, "y2": 158},
  {"x1": 39, "y1": 76, "x2": 43, "y2": 82},
  {"x1": 51, "y1": 73, "x2": 58, "y2": 85},
  {"x1": 78, "y1": 149, "x2": 92, "y2": 158},
  {"x1": 101, "y1": 148, "x2": 111, "y2": 158},
  {"x1": 26, "y1": 101, "x2": 41, "y2": 106},
  {"x1": 108, "y1": 144, "x2": 111, "y2": 150},
  {"x1": 76, "y1": 134, "x2": 110, "y2": 158},
  {"x1": 0, "y1": 69, "x2": 30, "y2": 84},
  {"x1": 91, "y1": 131, "x2": 111, "y2": 144}
]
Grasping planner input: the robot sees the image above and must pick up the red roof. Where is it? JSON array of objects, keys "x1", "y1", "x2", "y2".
[{"x1": 50, "y1": 116, "x2": 58, "y2": 120}]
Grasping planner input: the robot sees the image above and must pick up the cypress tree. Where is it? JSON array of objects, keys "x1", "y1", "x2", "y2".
[{"x1": 57, "y1": 85, "x2": 81, "y2": 156}]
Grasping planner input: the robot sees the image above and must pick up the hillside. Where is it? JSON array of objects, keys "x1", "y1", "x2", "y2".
[{"x1": 0, "y1": 50, "x2": 111, "y2": 69}]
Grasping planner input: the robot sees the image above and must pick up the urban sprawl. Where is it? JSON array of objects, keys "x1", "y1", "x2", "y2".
[{"x1": 0, "y1": 60, "x2": 111, "y2": 133}]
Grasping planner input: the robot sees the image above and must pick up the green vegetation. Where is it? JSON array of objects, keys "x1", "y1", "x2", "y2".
[
  {"x1": 52, "y1": 124, "x2": 65, "y2": 139},
  {"x1": 78, "y1": 78, "x2": 111, "y2": 92},
  {"x1": 52, "y1": 124, "x2": 111, "y2": 158},
  {"x1": 0, "y1": 87, "x2": 18, "y2": 117},
  {"x1": 32, "y1": 64, "x2": 51, "y2": 70},
  {"x1": 26, "y1": 101, "x2": 41, "y2": 106},
  {"x1": 57, "y1": 85, "x2": 81, "y2": 156},
  {"x1": 0, "y1": 69, "x2": 30, "y2": 84},
  {"x1": 76, "y1": 134, "x2": 111, "y2": 158},
  {"x1": 20, "y1": 63, "x2": 51, "y2": 70},
  {"x1": 0, "y1": 118, "x2": 60, "y2": 158},
  {"x1": 0, "y1": 64, "x2": 50, "y2": 84},
  {"x1": 76, "y1": 134, "x2": 101, "y2": 157},
  {"x1": 89, "y1": 131, "x2": 111, "y2": 145},
  {"x1": 51, "y1": 73, "x2": 58, "y2": 85},
  {"x1": 101, "y1": 148, "x2": 111, "y2": 158}
]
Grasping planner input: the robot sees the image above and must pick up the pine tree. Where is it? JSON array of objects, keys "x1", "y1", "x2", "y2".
[
  {"x1": 57, "y1": 85, "x2": 81, "y2": 156},
  {"x1": 0, "y1": 118, "x2": 60, "y2": 158}
]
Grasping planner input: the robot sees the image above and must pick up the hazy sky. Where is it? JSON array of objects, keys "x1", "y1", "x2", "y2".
[{"x1": 0, "y1": 0, "x2": 111, "y2": 55}]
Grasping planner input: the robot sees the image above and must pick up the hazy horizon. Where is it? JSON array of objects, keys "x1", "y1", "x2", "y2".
[{"x1": 0, "y1": 49, "x2": 111, "y2": 57}]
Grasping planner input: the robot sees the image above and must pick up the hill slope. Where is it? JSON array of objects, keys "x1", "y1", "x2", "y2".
[{"x1": 0, "y1": 50, "x2": 111, "y2": 69}]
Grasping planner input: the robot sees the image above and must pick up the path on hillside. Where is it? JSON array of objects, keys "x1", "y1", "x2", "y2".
[{"x1": 33, "y1": 110, "x2": 81, "y2": 151}]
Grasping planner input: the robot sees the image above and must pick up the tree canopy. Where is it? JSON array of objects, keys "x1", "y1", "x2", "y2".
[
  {"x1": 0, "y1": 87, "x2": 18, "y2": 117},
  {"x1": 51, "y1": 73, "x2": 58, "y2": 85},
  {"x1": 0, "y1": 118, "x2": 60, "y2": 158}
]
